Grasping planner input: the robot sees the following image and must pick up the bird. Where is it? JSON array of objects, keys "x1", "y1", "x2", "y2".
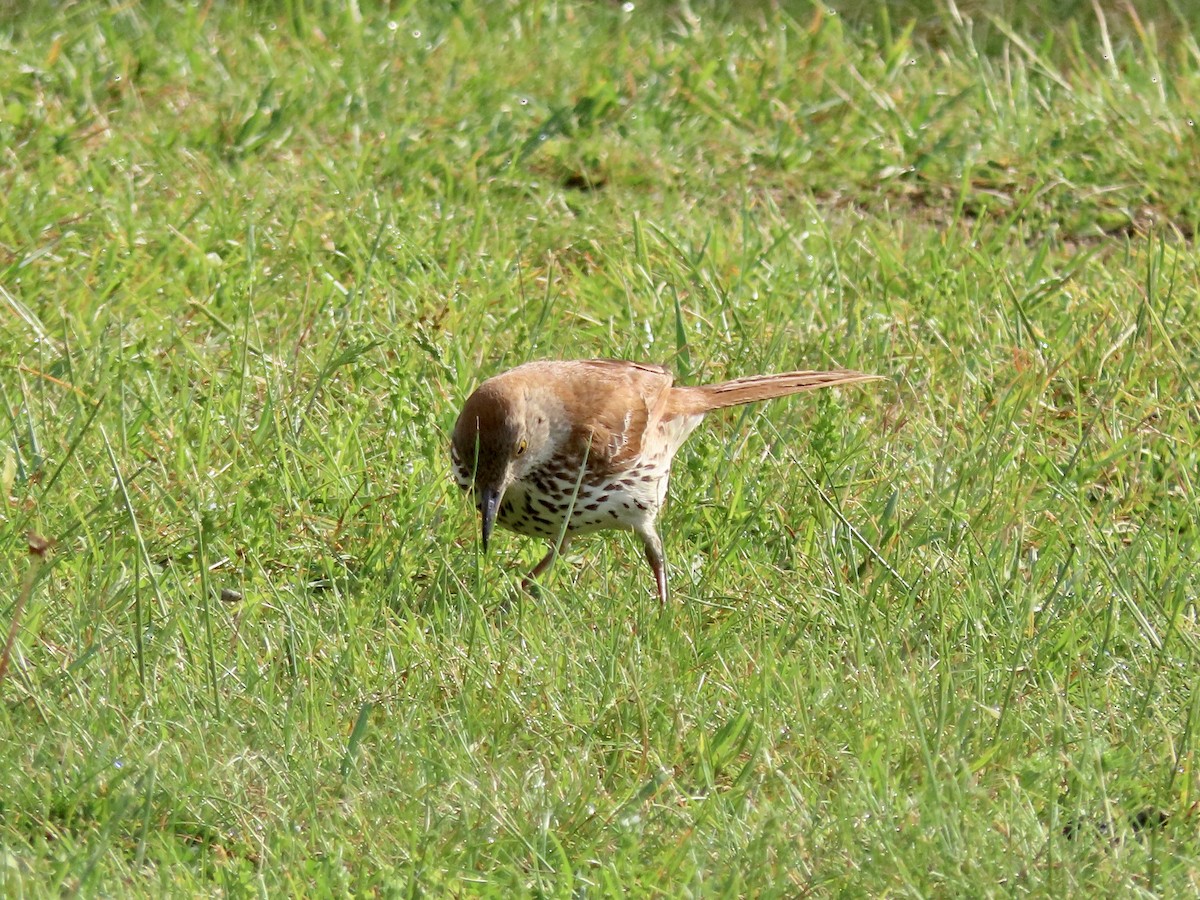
[{"x1": 450, "y1": 359, "x2": 881, "y2": 603}]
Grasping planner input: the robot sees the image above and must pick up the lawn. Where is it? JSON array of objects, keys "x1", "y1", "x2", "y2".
[{"x1": 2, "y1": 0, "x2": 1198, "y2": 894}]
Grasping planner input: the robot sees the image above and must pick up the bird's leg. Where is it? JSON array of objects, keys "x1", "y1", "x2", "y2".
[
  {"x1": 637, "y1": 527, "x2": 669, "y2": 605},
  {"x1": 522, "y1": 540, "x2": 568, "y2": 595}
]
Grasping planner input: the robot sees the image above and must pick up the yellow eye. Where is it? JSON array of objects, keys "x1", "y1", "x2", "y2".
[{"x1": 515, "y1": 439, "x2": 528, "y2": 457}]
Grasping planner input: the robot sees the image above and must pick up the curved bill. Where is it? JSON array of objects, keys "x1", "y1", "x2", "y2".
[{"x1": 480, "y1": 486, "x2": 501, "y2": 552}]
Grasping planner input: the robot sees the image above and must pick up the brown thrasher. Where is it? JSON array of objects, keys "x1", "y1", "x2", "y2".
[{"x1": 451, "y1": 359, "x2": 880, "y2": 602}]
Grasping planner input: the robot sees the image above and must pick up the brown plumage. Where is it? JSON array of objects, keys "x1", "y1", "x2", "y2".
[{"x1": 451, "y1": 359, "x2": 881, "y2": 602}]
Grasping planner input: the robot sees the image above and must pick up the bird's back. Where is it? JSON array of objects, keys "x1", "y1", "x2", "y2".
[{"x1": 500, "y1": 359, "x2": 682, "y2": 468}]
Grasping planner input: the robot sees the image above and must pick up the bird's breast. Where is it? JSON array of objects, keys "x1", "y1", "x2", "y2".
[
  {"x1": 497, "y1": 453, "x2": 672, "y2": 540},
  {"x1": 450, "y1": 457, "x2": 472, "y2": 491}
]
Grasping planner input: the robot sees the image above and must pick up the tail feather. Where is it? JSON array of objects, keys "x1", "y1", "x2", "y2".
[{"x1": 672, "y1": 369, "x2": 882, "y2": 415}]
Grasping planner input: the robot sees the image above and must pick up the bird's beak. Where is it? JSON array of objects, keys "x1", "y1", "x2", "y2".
[{"x1": 479, "y1": 485, "x2": 501, "y2": 552}]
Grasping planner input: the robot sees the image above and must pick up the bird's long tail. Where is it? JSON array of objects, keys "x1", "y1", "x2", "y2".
[{"x1": 673, "y1": 369, "x2": 882, "y2": 415}]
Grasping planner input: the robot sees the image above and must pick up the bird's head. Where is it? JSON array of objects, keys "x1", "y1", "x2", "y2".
[{"x1": 450, "y1": 379, "x2": 554, "y2": 551}]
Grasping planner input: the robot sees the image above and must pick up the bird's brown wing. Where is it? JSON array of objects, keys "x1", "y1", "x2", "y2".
[{"x1": 559, "y1": 360, "x2": 676, "y2": 470}]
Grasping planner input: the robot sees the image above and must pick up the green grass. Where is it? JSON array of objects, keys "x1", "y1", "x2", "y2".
[{"x1": 2, "y1": 0, "x2": 1199, "y2": 894}]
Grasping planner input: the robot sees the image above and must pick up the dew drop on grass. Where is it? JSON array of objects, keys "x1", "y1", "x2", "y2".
[
  {"x1": 412, "y1": 30, "x2": 422, "y2": 39},
  {"x1": 622, "y1": 1, "x2": 635, "y2": 11},
  {"x1": 387, "y1": 21, "x2": 398, "y2": 31},
  {"x1": 520, "y1": 97, "x2": 529, "y2": 105}
]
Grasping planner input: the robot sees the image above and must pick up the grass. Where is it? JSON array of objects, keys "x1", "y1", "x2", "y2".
[{"x1": 2, "y1": 0, "x2": 1199, "y2": 894}]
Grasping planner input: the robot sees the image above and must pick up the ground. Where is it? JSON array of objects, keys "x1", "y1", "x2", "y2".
[{"x1": 1, "y1": 0, "x2": 1198, "y2": 894}]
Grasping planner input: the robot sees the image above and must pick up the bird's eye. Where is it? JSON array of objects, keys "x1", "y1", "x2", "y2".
[{"x1": 515, "y1": 439, "x2": 528, "y2": 457}]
